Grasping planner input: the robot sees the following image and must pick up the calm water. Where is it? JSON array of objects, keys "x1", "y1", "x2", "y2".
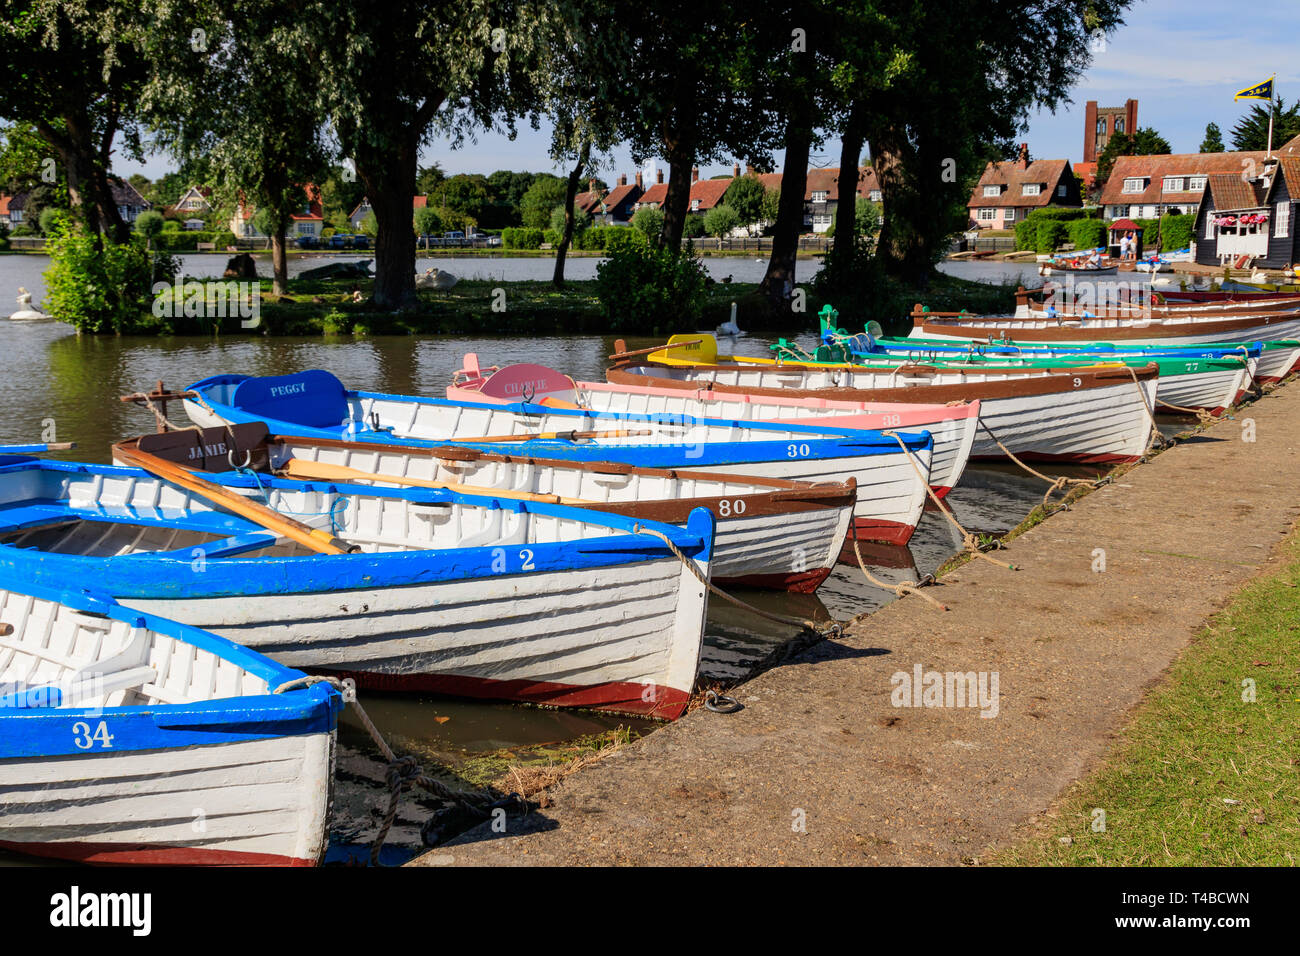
[{"x1": 0, "y1": 253, "x2": 1156, "y2": 863}]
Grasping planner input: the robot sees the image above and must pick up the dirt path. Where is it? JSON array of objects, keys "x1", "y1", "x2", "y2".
[{"x1": 411, "y1": 383, "x2": 1300, "y2": 867}]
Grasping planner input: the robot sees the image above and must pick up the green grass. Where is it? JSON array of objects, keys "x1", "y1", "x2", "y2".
[{"x1": 995, "y1": 532, "x2": 1300, "y2": 866}]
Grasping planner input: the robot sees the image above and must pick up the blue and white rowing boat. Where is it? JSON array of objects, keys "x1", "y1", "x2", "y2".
[
  {"x1": 181, "y1": 370, "x2": 936, "y2": 545},
  {"x1": 0, "y1": 456, "x2": 713, "y2": 719},
  {"x1": 0, "y1": 579, "x2": 342, "y2": 866}
]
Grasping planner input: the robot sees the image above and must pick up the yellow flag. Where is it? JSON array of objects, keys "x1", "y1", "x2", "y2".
[{"x1": 1235, "y1": 77, "x2": 1275, "y2": 101}]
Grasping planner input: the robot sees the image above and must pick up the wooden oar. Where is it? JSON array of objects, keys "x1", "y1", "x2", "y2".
[
  {"x1": 444, "y1": 428, "x2": 651, "y2": 443},
  {"x1": 115, "y1": 445, "x2": 358, "y2": 556},
  {"x1": 278, "y1": 458, "x2": 600, "y2": 506},
  {"x1": 608, "y1": 340, "x2": 703, "y2": 361},
  {"x1": 0, "y1": 442, "x2": 76, "y2": 453}
]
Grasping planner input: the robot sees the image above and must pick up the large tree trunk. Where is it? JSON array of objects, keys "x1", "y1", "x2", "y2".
[
  {"x1": 659, "y1": 137, "x2": 695, "y2": 251},
  {"x1": 553, "y1": 139, "x2": 590, "y2": 288},
  {"x1": 47, "y1": 114, "x2": 129, "y2": 245},
  {"x1": 356, "y1": 137, "x2": 419, "y2": 310},
  {"x1": 759, "y1": 106, "x2": 815, "y2": 306},
  {"x1": 832, "y1": 107, "x2": 866, "y2": 260}
]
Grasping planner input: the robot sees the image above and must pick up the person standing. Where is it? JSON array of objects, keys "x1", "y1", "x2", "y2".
[{"x1": 1119, "y1": 232, "x2": 1131, "y2": 261}]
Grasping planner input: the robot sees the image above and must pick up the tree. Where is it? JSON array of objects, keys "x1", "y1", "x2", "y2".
[
  {"x1": 1200, "y1": 122, "x2": 1225, "y2": 153},
  {"x1": 612, "y1": 0, "x2": 778, "y2": 251},
  {"x1": 1230, "y1": 98, "x2": 1300, "y2": 152},
  {"x1": 413, "y1": 206, "x2": 442, "y2": 244},
  {"x1": 864, "y1": 0, "x2": 1133, "y2": 284},
  {"x1": 549, "y1": 202, "x2": 591, "y2": 236},
  {"x1": 438, "y1": 173, "x2": 492, "y2": 223},
  {"x1": 722, "y1": 174, "x2": 768, "y2": 227},
  {"x1": 703, "y1": 203, "x2": 740, "y2": 238},
  {"x1": 0, "y1": 0, "x2": 150, "y2": 244},
  {"x1": 631, "y1": 205, "x2": 664, "y2": 243},
  {"x1": 306, "y1": 2, "x2": 559, "y2": 309},
  {"x1": 1095, "y1": 127, "x2": 1171, "y2": 191},
  {"x1": 520, "y1": 175, "x2": 569, "y2": 229},
  {"x1": 146, "y1": 1, "x2": 333, "y2": 296}
]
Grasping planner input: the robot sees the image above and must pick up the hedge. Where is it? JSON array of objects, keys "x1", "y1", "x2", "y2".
[
  {"x1": 1035, "y1": 220, "x2": 1069, "y2": 254},
  {"x1": 152, "y1": 230, "x2": 237, "y2": 251},
  {"x1": 502, "y1": 227, "x2": 544, "y2": 249},
  {"x1": 1067, "y1": 218, "x2": 1108, "y2": 251}
]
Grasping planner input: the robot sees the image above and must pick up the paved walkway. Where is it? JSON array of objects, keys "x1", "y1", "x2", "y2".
[{"x1": 412, "y1": 383, "x2": 1300, "y2": 866}]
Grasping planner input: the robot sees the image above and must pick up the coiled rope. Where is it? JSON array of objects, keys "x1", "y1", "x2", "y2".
[
  {"x1": 847, "y1": 521, "x2": 947, "y2": 611},
  {"x1": 273, "y1": 675, "x2": 523, "y2": 865},
  {"x1": 973, "y1": 420, "x2": 1107, "y2": 511}
]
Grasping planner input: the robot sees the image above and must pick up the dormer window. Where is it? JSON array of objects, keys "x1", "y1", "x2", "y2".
[
  {"x1": 982, "y1": 185, "x2": 1002, "y2": 197},
  {"x1": 869, "y1": 190, "x2": 882, "y2": 201},
  {"x1": 1122, "y1": 177, "x2": 1145, "y2": 194},
  {"x1": 811, "y1": 190, "x2": 828, "y2": 203},
  {"x1": 1162, "y1": 177, "x2": 1185, "y2": 192},
  {"x1": 1188, "y1": 175, "x2": 1207, "y2": 191},
  {"x1": 1022, "y1": 183, "x2": 1041, "y2": 196}
]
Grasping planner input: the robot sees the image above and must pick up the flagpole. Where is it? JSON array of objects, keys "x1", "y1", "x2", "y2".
[{"x1": 1267, "y1": 94, "x2": 1275, "y2": 158}]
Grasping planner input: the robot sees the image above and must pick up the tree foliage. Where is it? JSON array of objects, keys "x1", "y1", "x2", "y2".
[
  {"x1": 1199, "y1": 122, "x2": 1225, "y2": 153},
  {"x1": 1094, "y1": 126, "x2": 1171, "y2": 191},
  {"x1": 1230, "y1": 98, "x2": 1300, "y2": 152}
]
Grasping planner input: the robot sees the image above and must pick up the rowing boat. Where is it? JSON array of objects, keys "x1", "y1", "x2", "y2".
[
  {"x1": 180, "y1": 370, "x2": 936, "y2": 545},
  {"x1": 609, "y1": 355, "x2": 1159, "y2": 463},
  {"x1": 113, "y1": 424, "x2": 856, "y2": 594},
  {"x1": 445, "y1": 354, "x2": 978, "y2": 497},
  {"x1": 0, "y1": 579, "x2": 341, "y2": 866},
  {"x1": 832, "y1": 336, "x2": 1257, "y2": 415},
  {"x1": 0, "y1": 455, "x2": 715, "y2": 719}
]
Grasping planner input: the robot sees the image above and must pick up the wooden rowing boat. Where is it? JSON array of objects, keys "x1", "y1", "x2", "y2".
[
  {"x1": 445, "y1": 354, "x2": 979, "y2": 498},
  {"x1": 180, "y1": 370, "x2": 936, "y2": 546},
  {"x1": 608, "y1": 358, "x2": 1160, "y2": 463},
  {"x1": 113, "y1": 424, "x2": 857, "y2": 594},
  {"x1": 915, "y1": 301, "x2": 1300, "y2": 382},
  {"x1": 0, "y1": 579, "x2": 341, "y2": 866},
  {"x1": 0, "y1": 455, "x2": 715, "y2": 719}
]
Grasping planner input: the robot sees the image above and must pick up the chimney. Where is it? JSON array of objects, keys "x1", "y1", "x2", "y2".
[
  {"x1": 733, "y1": 163, "x2": 741, "y2": 178},
  {"x1": 618, "y1": 174, "x2": 627, "y2": 186},
  {"x1": 635, "y1": 171, "x2": 643, "y2": 189},
  {"x1": 656, "y1": 169, "x2": 664, "y2": 184},
  {"x1": 1017, "y1": 143, "x2": 1030, "y2": 169},
  {"x1": 691, "y1": 166, "x2": 700, "y2": 183}
]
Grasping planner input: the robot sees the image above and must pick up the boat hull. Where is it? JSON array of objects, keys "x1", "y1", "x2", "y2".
[{"x1": 0, "y1": 734, "x2": 333, "y2": 866}]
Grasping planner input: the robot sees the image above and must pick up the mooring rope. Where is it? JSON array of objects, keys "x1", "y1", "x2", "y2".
[
  {"x1": 847, "y1": 521, "x2": 947, "y2": 611},
  {"x1": 630, "y1": 523, "x2": 843, "y2": 638},
  {"x1": 881, "y1": 430, "x2": 1018, "y2": 569},
  {"x1": 973, "y1": 419, "x2": 1105, "y2": 511},
  {"x1": 1122, "y1": 366, "x2": 1168, "y2": 452},
  {"x1": 273, "y1": 675, "x2": 521, "y2": 865}
]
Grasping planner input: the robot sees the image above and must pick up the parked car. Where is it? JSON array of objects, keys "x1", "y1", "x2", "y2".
[
  {"x1": 351, "y1": 235, "x2": 370, "y2": 250},
  {"x1": 294, "y1": 235, "x2": 319, "y2": 250},
  {"x1": 328, "y1": 234, "x2": 352, "y2": 250}
]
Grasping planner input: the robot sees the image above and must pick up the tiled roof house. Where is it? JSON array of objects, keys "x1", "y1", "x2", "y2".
[{"x1": 967, "y1": 144, "x2": 1080, "y2": 230}]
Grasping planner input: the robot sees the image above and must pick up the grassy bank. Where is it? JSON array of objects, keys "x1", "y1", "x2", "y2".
[
  {"x1": 76, "y1": 267, "x2": 1019, "y2": 337},
  {"x1": 994, "y1": 530, "x2": 1300, "y2": 866}
]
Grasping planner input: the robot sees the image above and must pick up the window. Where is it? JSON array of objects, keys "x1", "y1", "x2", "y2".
[
  {"x1": 1122, "y1": 178, "x2": 1145, "y2": 194},
  {"x1": 813, "y1": 214, "x2": 832, "y2": 231},
  {"x1": 869, "y1": 190, "x2": 882, "y2": 202},
  {"x1": 9, "y1": 209, "x2": 21, "y2": 223},
  {"x1": 1003, "y1": 208, "x2": 1016, "y2": 222},
  {"x1": 1058, "y1": 184, "x2": 1067, "y2": 197},
  {"x1": 690, "y1": 199, "x2": 700, "y2": 211},
  {"x1": 983, "y1": 185, "x2": 1001, "y2": 197},
  {"x1": 1114, "y1": 119, "x2": 1125, "y2": 134},
  {"x1": 1278, "y1": 201, "x2": 1291, "y2": 239},
  {"x1": 1189, "y1": 176, "x2": 1207, "y2": 191},
  {"x1": 1205, "y1": 212, "x2": 1215, "y2": 239},
  {"x1": 976, "y1": 208, "x2": 996, "y2": 221},
  {"x1": 1022, "y1": 183, "x2": 1041, "y2": 196},
  {"x1": 1162, "y1": 177, "x2": 1185, "y2": 192},
  {"x1": 811, "y1": 190, "x2": 828, "y2": 203},
  {"x1": 1097, "y1": 119, "x2": 1107, "y2": 134}
]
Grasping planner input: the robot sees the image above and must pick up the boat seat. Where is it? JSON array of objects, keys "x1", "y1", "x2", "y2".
[
  {"x1": 231, "y1": 370, "x2": 349, "y2": 428},
  {"x1": 0, "y1": 665, "x2": 157, "y2": 709}
]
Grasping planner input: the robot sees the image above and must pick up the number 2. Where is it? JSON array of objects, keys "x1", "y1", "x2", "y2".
[{"x1": 519, "y1": 548, "x2": 535, "y2": 571}]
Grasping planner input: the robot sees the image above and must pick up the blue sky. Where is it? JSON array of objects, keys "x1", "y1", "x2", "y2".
[{"x1": 120, "y1": 0, "x2": 1300, "y2": 186}]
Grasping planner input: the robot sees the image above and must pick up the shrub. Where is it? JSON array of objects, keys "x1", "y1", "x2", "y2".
[
  {"x1": 43, "y1": 222, "x2": 161, "y2": 333},
  {"x1": 595, "y1": 243, "x2": 709, "y2": 332},
  {"x1": 502, "y1": 227, "x2": 544, "y2": 249},
  {"x1": 703, "y1": 203, "x2": 741, "y2": 238},
  {"x1": 161, "y1": 219, "x2": 181, "y2": 233},
  {"x1": 631, "y1": 206, "x2": 664, "y2": 243},
  {"x1": 542, "y1": 228, "x2": 563, "y2": 247},
  {"x1": 39, "y1": 207, "x2": 71, "y2": 236},
  {"x1": 1158, "y1": 213, "x2": 1195, "y2": 252},
  {"x1": 1067, "y1": 217, "x2": 1108, "y2": 251},
  {"x1": 682, "y1": 215, "x2": 705, "y2": 239},
  {"x1": 1013, "y1": 217, "x2": 1038, "y2": 251},
  {"x1": 0, "y1": 223, "x2": 8, "y2": 252},
  {"x1": 1035, "y1": 219, "x2": 1068, "y2": 254},
  {"x1": 604, "y1": 228, "x2": 647, "y2": 256}
]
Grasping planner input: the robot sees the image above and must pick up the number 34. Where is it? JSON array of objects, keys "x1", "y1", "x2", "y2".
[{"x1": 72, "y1": 721, "x2": 115, "y2": 750}]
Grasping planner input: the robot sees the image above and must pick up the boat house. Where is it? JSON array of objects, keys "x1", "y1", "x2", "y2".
[{"x1": 1190, "y1": 157, "x2": 1299, "y2": 269}]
